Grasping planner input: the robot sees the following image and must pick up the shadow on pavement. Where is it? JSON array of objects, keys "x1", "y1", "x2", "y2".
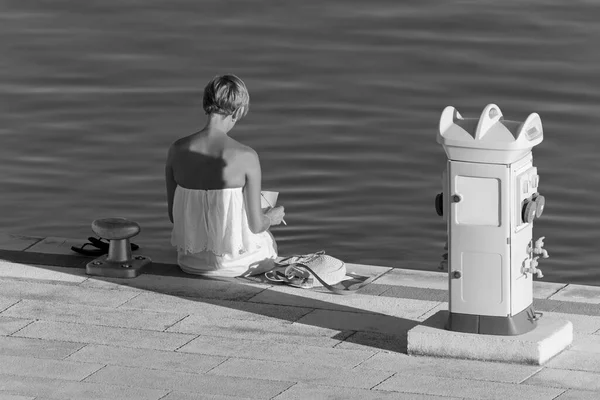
[{"x1": 0, "y1": 249, "x2": 424, "y2": 354}]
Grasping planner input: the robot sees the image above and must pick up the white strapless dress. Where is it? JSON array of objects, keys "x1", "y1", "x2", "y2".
[{"x1": 170, "y1": 185, "x2": 277, "y2": 277}]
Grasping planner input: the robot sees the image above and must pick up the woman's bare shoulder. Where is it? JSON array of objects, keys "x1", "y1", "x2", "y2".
[
  {"x1": 173, "y1": 135, "x2": 193, "y2": 149},
  {"x1": 168, "y1": 136, "x2": 188, "y2": 152},
  {"x1": 226, "y1": 137, "x2": 258, "y2": 159},
  {"x1": 166, "y1": 137, "x2": 187, "y2": 162}
]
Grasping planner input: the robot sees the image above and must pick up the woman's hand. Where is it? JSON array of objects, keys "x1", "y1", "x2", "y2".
[{"x1": 265, "y1": 206, "x2": 285, "y2": 226}]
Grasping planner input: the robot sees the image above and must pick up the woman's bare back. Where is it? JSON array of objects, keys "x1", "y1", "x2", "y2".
[{"x1": 170, "y1": 133, "x2": 252, "y2": 190}]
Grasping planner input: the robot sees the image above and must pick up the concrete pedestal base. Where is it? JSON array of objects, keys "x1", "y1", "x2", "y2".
[{"x1": 407, "y1": 310, "x2": 572, "y2": 365}]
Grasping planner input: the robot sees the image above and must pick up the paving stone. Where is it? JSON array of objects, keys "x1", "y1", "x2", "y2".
[
  {"x1": 119, "y1": 292, "x2": 312, "y2": 323},
  {"x1": 208, "y1": 358, "x2": 394, "y2": 389},
  {"x1": 14, "y1": 320, "x2": 196, "y2": 351},
  {"x1": 77, "y1": 277, "x2": 144, "y2": 291},
  {"x1": 335, "y1": 331, "x2": 408, "y2": 353},
  {"x1": 357, "y1": 352, "x2": 542, "y2": 383},
  {"x1": 374, "y1": 372, "x2": 564, "y2": 399},
  {"x1": 0, "y1": 279, "x2": 138, "y2": 308},
  {"x1": 372, "y1": 269, "x2": 447, "y2": 290},
  {"x1": 167, "y1": 314, "x2": 351, "y2": 348},
  {"x1": 295, "y1": 309, "x2": 419, "y2": 336},
  {"x1": 177, "y1": 335, "x2": 375, "y2": 368},
  {"x1": 24, "y1": 237, "x2": 86, "y2": 256},
  {"x1": 0, "y1": 298, "x2": 20, "y2": 313},
  {"x1": 534, "y1": 298, "x2": 563, "y2": 312},
  {"x1": 84, "y1": 365, "x2": 294, "y2": 399},
  {"x1": 81, "y1": 274, "x2": 264, "y2": 301},
  {"x1": 0, "y1": 250, "x2": 87, "y2": 269},
  {"x1": 0, "y1": 233, "x2": 42, "y2": 251},
  {"x1": 67, "y1": 344, "x2": 226, "y2": 374},
  {"x1": 416, "y1": 302, "x2": 447, "y2": 321},
  {"x1": 549, "y1": 285, "x2": 600, "y2": 304},
  {"x1": 0, "y1": 336, "x2": 83, "y2": 359},
  {"x1": 272, "y1": 382, "x2": 462, "y2": 400},
  {"x1": 525, "y1": 368, "x2": 600, "y2": 391},
  {"x1": 353, "y1": 283, "x2": 392, "y2": 296},
  {"x1": 0, "y1": 394, "x2": 35, "y2": 400},
  {"x1": 162, "y1": 392, "x2": 253, "y2": 400},
  {"x1": 136, "y1": 245, "x2": 178, "y2": 265},
  {"x1": 379, "y1": 286, "x2": 448, "y2": 302},
  {"x1": 571, "y1": 334, "x2": 600, "y2": 353},
  {"x1": 534, "y1": 282, "x2": 568, "y2": 299},
  {"x1": 0, "y1": 374, "x2": 168, "y2": 399},
  {"x1": 248, "y1": 286, "x2": 439, "y2": 318},
  {"x1": 2, "y1": 299, "x2": 187, "y2": 331},
  {"x1": 0, "y1": 317, "x2": 32, "y2": 336},
  {"x1": 0, "y1": 261, "x2": 87, "y2": 283},
  {"x1": 554, "y1": 389, "x2": 600, "y2": 399},
  {"x1": 0, "y1": 354, "x2": 103, "y2": 380},
  {"x1": 546, "y1": 349, "x2": 600, "y2": 373},
  {"x1": 543, "y1": 312, "x2": 600, "y2": 335},
  {"x1": 553, "y1": 301, "x2": 600, "y2": 317}
]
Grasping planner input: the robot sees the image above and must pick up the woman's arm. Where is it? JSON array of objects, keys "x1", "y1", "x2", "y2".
[
  {"x1": 243, "y1": 149, "x2": 271, "y2": 234},
  {"x1": 165, "y1": 145, "x2": 177, "y2": 224}
]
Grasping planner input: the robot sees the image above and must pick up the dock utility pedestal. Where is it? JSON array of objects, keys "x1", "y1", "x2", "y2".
[
  {"x1": 407, "y1": 104, "x2": 571, "y2": 366},
  {"x1": 436, "y1": 104, "x2": 548, "y2": 336},
  {"x1": 85, "y1": 218, "x2": 151, "y2": 278}
]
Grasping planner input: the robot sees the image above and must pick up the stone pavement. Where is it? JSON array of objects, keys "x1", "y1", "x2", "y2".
[{"x1": 0, "y1": 232, "x2": 599, "y2": 399}]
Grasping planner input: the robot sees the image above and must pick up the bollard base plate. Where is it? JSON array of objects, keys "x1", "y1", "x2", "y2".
[
  {"x1": 86, "y1": 254, "x2": 151, "y2": 279},
  {"x1": 408, "y1": 310, "x2": 572, "y2": 365}
]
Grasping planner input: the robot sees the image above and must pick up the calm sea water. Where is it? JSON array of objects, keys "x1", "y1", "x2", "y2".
[{"x1": 1, "y1": 0, "x2": 599, "y2": 285}]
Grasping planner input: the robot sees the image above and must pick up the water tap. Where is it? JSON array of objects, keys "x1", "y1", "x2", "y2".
[
  {"x1": 527, "y1": 236, "x2": 550, "y2": 259},
  {"x1": 533, "y1": 236, "x2": 549, "y2": 258},
  {"x1": 522, "y1": 256, "x2": 544, "y2": 278}
]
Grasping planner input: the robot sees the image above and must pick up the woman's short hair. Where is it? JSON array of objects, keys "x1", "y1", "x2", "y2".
[{"x1": 203, "y1": 74, "x2": 249, "y2": 118}]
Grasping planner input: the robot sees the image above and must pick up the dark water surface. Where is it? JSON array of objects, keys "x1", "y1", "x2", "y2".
[{"x1": 2, "y1": 0, "x2": 599, "y2": 285}]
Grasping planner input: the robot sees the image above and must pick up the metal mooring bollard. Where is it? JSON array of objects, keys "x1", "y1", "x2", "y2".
[
  {"x1": 435, "y1": 104, "x2": 548, "y2": 336},
  {"x1": 85, "y1": 217, "x2": 152, "y2": 278}
]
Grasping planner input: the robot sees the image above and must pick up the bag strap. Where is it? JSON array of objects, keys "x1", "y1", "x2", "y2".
[{"x1": 266, "y1": 262, "x2": 376, "y2": 295}]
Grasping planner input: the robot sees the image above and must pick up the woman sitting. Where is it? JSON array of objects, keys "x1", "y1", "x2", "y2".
[{"x1": 165, "y1": 74, "x2": 285, "y2": 277}]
